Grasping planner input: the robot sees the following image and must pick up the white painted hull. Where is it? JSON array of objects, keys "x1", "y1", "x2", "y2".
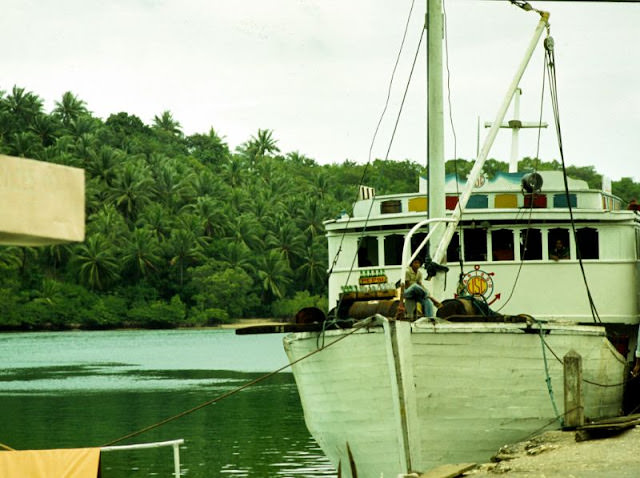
[{"x1": 283, "y1": 319, "x2": 625, "y2": 477}]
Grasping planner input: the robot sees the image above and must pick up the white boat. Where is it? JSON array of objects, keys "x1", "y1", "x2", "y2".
[{"x1": 279, "y1": 2, "x2": 640, "y2": 477}]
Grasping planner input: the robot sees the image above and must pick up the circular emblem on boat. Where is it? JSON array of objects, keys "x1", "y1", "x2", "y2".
[{"x1": 462, "y1": 265, "x2": 494, "y2": 299}]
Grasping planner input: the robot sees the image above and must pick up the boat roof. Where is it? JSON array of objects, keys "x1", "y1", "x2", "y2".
[
  {"x1": 326, "y1": 170, "x2": 632, "y2": 230},
  {"x1": 434, "y1": 170, "x2": 589, "y2": 194}
]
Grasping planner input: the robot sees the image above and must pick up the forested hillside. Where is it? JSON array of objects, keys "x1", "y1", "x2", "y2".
[
  {"x1": 0, "y1": 86, "x2": 637, "y2": 330},
  {"x1": 0, "y1": 87, "x2": 424, "y2": 329}
]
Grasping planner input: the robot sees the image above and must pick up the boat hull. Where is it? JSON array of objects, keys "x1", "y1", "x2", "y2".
[{"x1": 283, "y1": 319, "x2": 626, "y2": 477}]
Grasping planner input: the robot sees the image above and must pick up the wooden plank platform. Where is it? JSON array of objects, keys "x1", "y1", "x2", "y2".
[
  {"x1": 235, "y1": 322, "x2": 352, "y2": 335},
  {"x1": 418, "y1": 463, "x2": 476, "y2": 478},
  {"x1": 575, "y1": 414, "x2": 640, "y2": 441}
]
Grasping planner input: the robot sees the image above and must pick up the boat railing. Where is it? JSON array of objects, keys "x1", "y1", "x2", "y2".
[{"x1": 101, "y1": 438, "x2": 184, "y2": 477}]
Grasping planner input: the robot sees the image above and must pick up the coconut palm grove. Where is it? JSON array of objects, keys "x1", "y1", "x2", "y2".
[{"x1": 1, "y1": 86, "x2": 638, "y2": 330}]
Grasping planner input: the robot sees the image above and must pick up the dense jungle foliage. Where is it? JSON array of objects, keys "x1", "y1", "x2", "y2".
[{"x1": 0, "y1": 86, "x2": 638, "y2": 330}]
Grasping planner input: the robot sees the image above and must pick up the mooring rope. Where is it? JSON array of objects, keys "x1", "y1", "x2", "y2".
[
  {"x1": 101, "y1": 318, "x2": 376, "y2": 447},
  {"x1": 537, "y1": 324, "x2": 564, "y2": 427},
  {"x1": 534, "y1": 325, "x2": 633, "y2": 389}
]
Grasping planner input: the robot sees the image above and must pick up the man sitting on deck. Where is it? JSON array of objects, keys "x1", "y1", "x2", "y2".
[{"x1": 404, "y1": 257, "x2": 434, "y2": 318}]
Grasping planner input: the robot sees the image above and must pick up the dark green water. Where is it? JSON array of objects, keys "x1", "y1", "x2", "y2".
[{"x1": 0, "y1": 329, "x2": 335, "y2": 477}]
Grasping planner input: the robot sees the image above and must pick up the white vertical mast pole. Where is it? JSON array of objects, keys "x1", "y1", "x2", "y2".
[
  {"x1": 425, "y1": 0, "x2": 447, "y2": 303},
  {"x1": 485, "y1": 87, "x2": 548, "y2": 172},
  {"x1": 427, "y1": 0, "x2": 445, "y2": 256}
]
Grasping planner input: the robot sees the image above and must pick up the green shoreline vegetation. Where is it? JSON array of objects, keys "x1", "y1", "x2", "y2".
[{"x1": 1, "y1": 86, "x2": 639, "y2": 331}]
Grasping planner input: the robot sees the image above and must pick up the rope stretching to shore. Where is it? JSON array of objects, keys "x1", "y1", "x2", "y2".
[{"x1": 101, "y1": 317, "x2": 376, "y2": 447}]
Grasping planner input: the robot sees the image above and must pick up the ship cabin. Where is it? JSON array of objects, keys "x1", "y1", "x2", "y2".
[{"x1": 325, "y1": 171, "x2": 640, "y2": 325}]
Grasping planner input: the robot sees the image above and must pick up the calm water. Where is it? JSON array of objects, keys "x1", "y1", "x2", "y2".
[{"x1": 0, "y1": 329, "x2": 336, "y2": 477}]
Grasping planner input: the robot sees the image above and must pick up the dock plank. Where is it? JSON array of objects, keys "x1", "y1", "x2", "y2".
[{"x1": 418, "y1": 463, "x2": 476, "y2": 478}]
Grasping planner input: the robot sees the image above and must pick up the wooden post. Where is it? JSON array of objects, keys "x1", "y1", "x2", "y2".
[{"x1": 564, "y1": 349, "x2": 584, "y2": 428}]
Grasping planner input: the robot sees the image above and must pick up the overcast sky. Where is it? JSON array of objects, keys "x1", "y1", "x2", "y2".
[{"x1": 2, "y1": 0, "x2": 639, "y2": 182}]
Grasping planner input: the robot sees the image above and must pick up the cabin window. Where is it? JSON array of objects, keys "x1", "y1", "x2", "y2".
[
  {"x1": 548, "y1": 228, "x2": 570, "y2": 260},
  {"x1": 446, "y1": 196, "x2": 459, "y2": 210},
  {"x1": 464, "y1": 228, "x2": 487, "y2": 262},
  {"x1": 553, "y1": 193, "x2": 577, "y2": 208},
  {"x1": 411, "y1": 232, "x2": 429, "y2": 262},
  {"x1": 491, "y1": 229, "x2": 514, "y2": 261},
  {"x1": 408, "y1": 197, "x2": 427, "y2": 212},
  {"x1": 520, "y1": 228, "x2": 542, "y2": 260},
  {"x1": 495, "y1": 194, "x2": 518, "y2": 208},
  {"x1": 384, "y1": 234, "x2": 404, "y2": 265},
  {"x1": 447, "y1": 232, "x2": 460, "y2": 263},
  {"x1": 576, "y1": 227, "x2": 599, "y2": 259},
  {"x1": 358, "y1": 236, "x2": 379, "y2": 267},
  {"x1": 380, "y1": 200, "x2": 402, "y2": 214},
  {"x1": 467, "y1": 195, "x2": 488, "y2": 209},
  {"x1": 524, "y1": 194, "x2": 547, "y2": 208}
]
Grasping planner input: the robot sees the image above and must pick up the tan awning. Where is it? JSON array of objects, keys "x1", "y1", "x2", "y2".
[
  {"x1": 0, "y1": 447, "x2": 100, "y2": 477},
  {"x1": 0, "y1": 155, "x2": 85, "y2": 246}
]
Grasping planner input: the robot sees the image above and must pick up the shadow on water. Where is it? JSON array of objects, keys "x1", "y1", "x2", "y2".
[
  {"x1": 1, "y1": 370, "x2": 335, "y2": 477},
  {"x1": 0, "y1": 330, "x2": 336, "y2": 477}
]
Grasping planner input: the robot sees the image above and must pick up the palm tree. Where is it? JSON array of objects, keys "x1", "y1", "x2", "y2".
[
  {"x1": 33, "y1": 278, "x2": 63, "y2": 305},
  {"x1": 191, "y1": 169, "x2": 224, "y2": 197},
  {"x1": 228, "y1": 187, "x2": 251, "y2": 213},
  {"x1": 137, "y1": 203, "x2": 174, "y2": 241},
  {"x1": 8, "y1": 132, "x2": 40, "y2": 157},
  {"x1": 87, "y1": 205, "x2": 128, "y2": 241},
  {"x1": 227, "y1": 214, "x2": 264, "y2": 251},
  {"x1": 121, "y1": 227, "x2": 163, "y2": 280},
  {"x1": 152, "y1": 110, "x2": 182, "y2": 137},
  {"x1": 265, "y1": 174, "x2": 296, "y2": 199},
  {"x1": 67, "y1": 116, "x2": 99, "y2": 138},
  {"x1": 14, "y1": 247, "x2": 40, "y2": 277},
  {"x1": 40, "y1": 244, "x2": 73, "y2": 277},
  {"x1": 0, "y1": 246, "x2": 21, "y2": 270},
  {"x1": 108, "y1": 161, "x2": 154, "y2": 222},
  {"x1": 0, "y1": 110, "x2": 12, "y2": 148},
  {"x1": 186, "y1": 127, "x2": 230, "y2": 166},
  {"x1": 256, "y1": 250, "x2": 292, "y2": 301},
  {"x1": 85, "y1": 177, "x2": 110, "y2": 215},
  {"x1": 166, "y1": 229, "x2": 206, "y2": 286},
  {"x1": 297, "y1": 197, "x2": 327, "y2": 238},
  {"x1": 249, "y1": 128, "x2": 280, "y2": 157},
  {"x1": 5, "y1": 86, "x2": 43, "y2": 128},
  {"x1": 221, "y1": 156, "x2": 246, "y2": 188},
  {"x1": 174, "y1": 213, "x2": 207, "y2": 243},
  {"x1": 249, "y1": 190, "x2": 284, "y2": 223},
  {"x1": 151, "y1": 159, "x2": 194, "y2": 212},
  {"x1": 53, "y1": 91, "x2": 89, "y2": 126},
  {"x1": 73, "y1": 234, "x2": 120, "y2": 290},
  {"x1": 237, "y1": 129, "x2": 280, "y2": 166},
  {"x1": 73, "y1": 133, "x2": 96, "y2": 162},
  {"x1": 29, "y1": 114, "x2": 60, "y2": 148},
  {"x1": 85, "y1": 145, "x2": 122, "y2": 186},
  {"x1": 311, "y1": 172, "x2": 330, "y2": 200},
  {"x1": 216, "y1": 241, "x2": 254, "y2": 275},
  {"x1": 286, "y1": 151, "x2": 316, "y2": 167},
  {"x1": 296, "y1": 240, "x2": 327, "y2": 294},
  {"x1": 189, "y1": 196, "x2": 227, "y2": 238},
  {"x1": 266, "y1": 220, "x2": 305, "y2": 267}
]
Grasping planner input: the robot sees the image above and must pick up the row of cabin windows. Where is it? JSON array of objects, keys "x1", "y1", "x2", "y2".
[
  {"x1": 356, "y1": 227, "x2": 599, "y2": 267},
  {"x1": 379, "y1": 193, "x2": 580, "y2": 214}
]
